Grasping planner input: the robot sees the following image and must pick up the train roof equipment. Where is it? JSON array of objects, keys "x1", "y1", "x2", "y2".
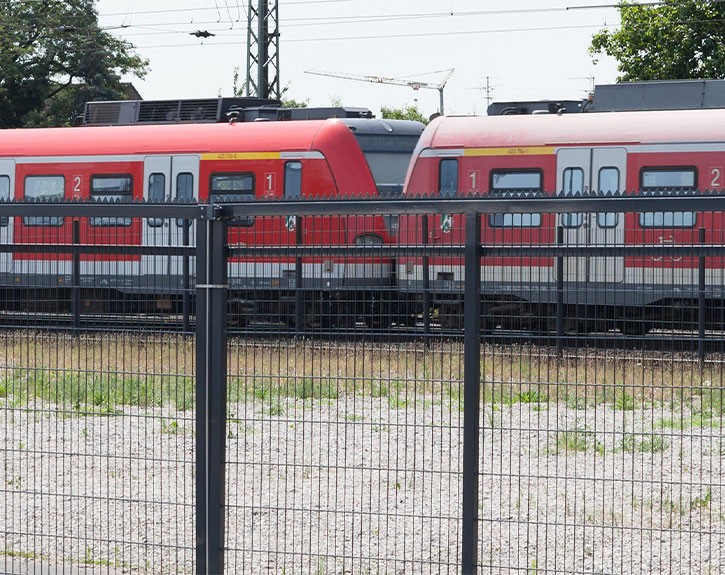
[
  {"x1": 82, "y1": 97, "x2": 374, "y2": 126},
  {"x1": 487, "y1": 79, "x2": 725, "y2": 115}
]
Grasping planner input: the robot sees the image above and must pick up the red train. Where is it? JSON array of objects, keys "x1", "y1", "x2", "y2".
[
  {"x1": 398, "y1": 108, "x2": 725, "y2": 334},
  {"x1": 0, "y1": 117, "x2": 423, "y2": 326},
  {"x1": 5, "y1": 99, "x2": 725, "y2": 335}
]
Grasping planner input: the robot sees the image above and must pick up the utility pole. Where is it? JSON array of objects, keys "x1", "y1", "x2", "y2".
[
  {"x1": 467, "y1": 76, "x2": 496, "y2": 114},
  {"x1": 246, "y1": 0, "x2": 281, "y2": 99}
]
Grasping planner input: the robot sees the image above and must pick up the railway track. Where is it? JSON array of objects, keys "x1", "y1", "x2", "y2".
[{"x1": 2, "y1": 308, "x2": 725, "y2": 355}]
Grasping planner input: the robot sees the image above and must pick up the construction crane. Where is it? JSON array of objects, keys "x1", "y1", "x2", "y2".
[{"x1": 304, "y1": 69, "x2": 454, "y2": 115}]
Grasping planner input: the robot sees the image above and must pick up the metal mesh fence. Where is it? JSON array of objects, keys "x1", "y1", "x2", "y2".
[
  {"x1": 1, "y1": 198, "x2": 724, "y2": 574},
  {"x1": 223, "y1": 339, "x2": 464, "y2": 573},
  {"x1": 0, "y1": 212, "x2": 196, "y2": 574}
]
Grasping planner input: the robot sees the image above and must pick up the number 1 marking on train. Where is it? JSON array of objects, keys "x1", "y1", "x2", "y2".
[
  {"x1": 265, "y1": 172, "x2": 276, "y2": 197},
  {"x1": 467, "y1": 170, "x2": 479, "y2": 192}
]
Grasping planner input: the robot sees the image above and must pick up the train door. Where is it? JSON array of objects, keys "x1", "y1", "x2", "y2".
[
  {"x1": 169, "y1": 155, "x2": 199, "y2": 279},
  {"x1": 556, "y1": 148, "x2": 626, "y2": 283},
  {"x1": 0, "y1": 160, "x2": 14, "y2": 276},
  {"x1": 143, "y1": 155, "x2": 200, "y2": 280}
]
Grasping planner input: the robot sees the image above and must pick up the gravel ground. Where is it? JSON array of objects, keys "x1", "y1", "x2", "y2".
[{"x1": 2, "y1": 397, "x2": 723, "y2": 574}]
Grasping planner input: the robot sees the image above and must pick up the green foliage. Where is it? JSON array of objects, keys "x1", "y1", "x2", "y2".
[
  {"x1": 590, "y1": 1, "x2": 725, "y2": 81},
  {"x1": 380, "y1": 104, "x2": 428, "y2": 124},
  {"x1": 281, "y1": 97, "x2": 309, "y2": 109},
  {"x1": 0, "y1": 0, "x2": 148, "y2": 127}
]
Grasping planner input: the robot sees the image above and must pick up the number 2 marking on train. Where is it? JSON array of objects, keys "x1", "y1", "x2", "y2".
[
  {"x1": 73, "y1": 175, "x2": 82, "y2": 198},
  {"x1": 710, "y1": 167, "x2": 723, "y2": 188}
]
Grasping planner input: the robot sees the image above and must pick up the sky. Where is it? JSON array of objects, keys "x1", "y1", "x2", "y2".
[{"x1": 95, "y1": 0, "x2": 624, "y2": 118}]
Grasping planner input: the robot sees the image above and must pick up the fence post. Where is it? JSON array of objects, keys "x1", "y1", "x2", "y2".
[
  {"x1": 195, "y1": 205, "x2": 228, "y2": 575},
  {"x1": 422, "y1": 215, "x2": 431, "y2": 341},
  {"x1": 295, "y1": 219, "x2": 304, "y2": 334},
  {"x1": 72, "y1": 219, "x2": 81, "y2": 330},
  {"x1": 698, "y1": 227, "x2": 706, "y2": 367},
  {"x1": 183, "y1": 222, "x2": 191, "y2": 333},
  {"x1": 461, "y1": 211, "x2": 481, "y2": 575},
  {"x1": 556, "y1": 226, "x2": 564, "y2": 354}
]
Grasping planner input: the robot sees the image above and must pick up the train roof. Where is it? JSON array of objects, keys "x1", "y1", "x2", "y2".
[
  {"x1": 0, "y1": 119, "x2": 361, "y2": 158},
  {"x1": 417, "y1": 108, "x2": 725, "y2": 151},
  {"x1": 340, "y1": 118, "x2": 425, "y2": 136}
]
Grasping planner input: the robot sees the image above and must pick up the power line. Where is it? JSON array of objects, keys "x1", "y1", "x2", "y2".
[{"x1": 128, "y1": 22, "x2": 617, "y2": 49}]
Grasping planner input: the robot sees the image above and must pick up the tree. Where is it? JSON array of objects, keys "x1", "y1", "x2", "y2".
[
  {"x1": 380, "y1": 104, "x2": 428, "y2": 124},
  {"x1": 590, "y1": 1, "x2": 725, "y2": 81},
  {"x1": 0, "y1": 0, "x2": 148, "y2": 128}
]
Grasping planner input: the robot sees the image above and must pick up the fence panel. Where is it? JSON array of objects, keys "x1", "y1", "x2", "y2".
[
  {"x1": 1, "y1": 210, "x2": 197, "y2": 574},
  {"x1": 474, "y1": 201, "x2": 725, "y2": 574},
  {"x1": 222, "y1": 213, "x2": 467, "y2": 573},
  {"x1": 1, "y1": 197, "x2": 725, "y2": 574}
]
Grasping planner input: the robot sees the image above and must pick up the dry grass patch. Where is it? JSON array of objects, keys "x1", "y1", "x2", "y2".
[{"x1": 1, "y1": 333, "x2": 724, "y2": 414}]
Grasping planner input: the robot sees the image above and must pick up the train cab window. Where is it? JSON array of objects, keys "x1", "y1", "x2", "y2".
[
  {"x1": 284, "y1": 162, "x2": 302, "y2": 200},
  {"x1": 489, "y1": 170, "x2": 542, "y2": 227},
  {"x1": 0, "y1": 176, "x2": 9, "y2": 227},
  {"x1": 90, "y1": 175, "x2": 132, "y2": 226},
  {"x1": 597, "y1": 167, "x2": 620, "y2": 228},
  {"x1": 353, "y1": 132, "x2": 420, "y2": 197},
  {"x1": 639, "y1": 168, "x2": 697, "y2": 228},
  {"x1": 210, "y1": 173, "x2": 255, "y2": 226},
  {"x1": 175, "y1": 172, "x2": 194, "y2": 228},
  {"x1": 561, "y1": 167, "x2": 584, "y2": 227},
  {"x1": 439, "y1": 159, "x2": 458, "y2": 197},
  {"x1": 23, "y1": 175, "x2": 64, "y2": 226}
]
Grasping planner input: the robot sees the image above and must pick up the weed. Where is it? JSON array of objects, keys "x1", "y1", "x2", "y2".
[
  {"x1": 613, "y1": 390, "x2": 636, "y2": 411},
  {"x1": 656, "y1": 414, "x2": 721, "y2": 430},
  {"x1": 293, "y1": 378, "x2": 338, "y2": 400},
  {"x1": 161, "y1": 420, "x2": 183, "y2": 435},
  {"x1": 516, "y1": 390, "x2": 547, "y2": 404},
  {"x1": 388, "y1": 395, "x2": 408, "y2": 409},
  {"x1": 369, "y1": 380, "x2": 389, "y2": 398},
  {"x1": 265, "y1": 403, "x2": 284, "y2": 416},
  {"x1": 637, "y1": 435, "x2": 668, "y2": 453},
  {"x1": 555, "y1": 428, "x2": 590, "y2": 452},
  {"x1": 691, "y1": 488, "x2": 712, "y2": 510}
]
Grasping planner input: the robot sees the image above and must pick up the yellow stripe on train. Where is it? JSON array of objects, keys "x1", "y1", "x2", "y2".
[
  {"x1": 463, "y1": 147, "x2": 556, "y2": 157},
  {"x1": 201, "y1": 152, "x2": 282, "y2": 161}
]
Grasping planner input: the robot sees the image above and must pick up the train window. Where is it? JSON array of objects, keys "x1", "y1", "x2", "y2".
[
  {"x1": 639, "y1": 168, "x2": 697, "y2": 228},
  {"x1": 439, "y1": 159, "x2": 458, "y2": 197},
  {"x1": 489, "y1": 170, "x2": 542, "y2": 227},
  {"x1": 175, "y1": 173, "x2": 194, "y2": 228},
  {"x1": 0, "y1": 176, "x2": 8, "y2": 227},
  {"x1": 90, "y1": 175, "x2": 132, "y2": 227},
  {"x1": 641, "y1": 168, "x2": 696, "y2": 189},
  {"x1": 352, "y1": 133, "x2": 421, "y2": 197},
  {"x1": 148, "y1": 173, "x2": 166, "y2": 228},
  {"x1": 561, "y1": 168, "x2": 584, "y2": 227},
  {"x1": 284, "y1": 162, "x2": 302, "y2": 200},
  {"x1": 210, "y1": 173, "x2": 255, "y2": 226},
  {"x1": 597, "y1": 167, "x2": 619, "y2": 228},
  {"x1": 24, "y1": 175, "x2": 64, "y2": 226}
]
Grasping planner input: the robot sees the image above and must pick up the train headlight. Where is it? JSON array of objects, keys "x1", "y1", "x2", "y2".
[{"x1": 355, "y1": 234, "x2": 383, "y2": 246}]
